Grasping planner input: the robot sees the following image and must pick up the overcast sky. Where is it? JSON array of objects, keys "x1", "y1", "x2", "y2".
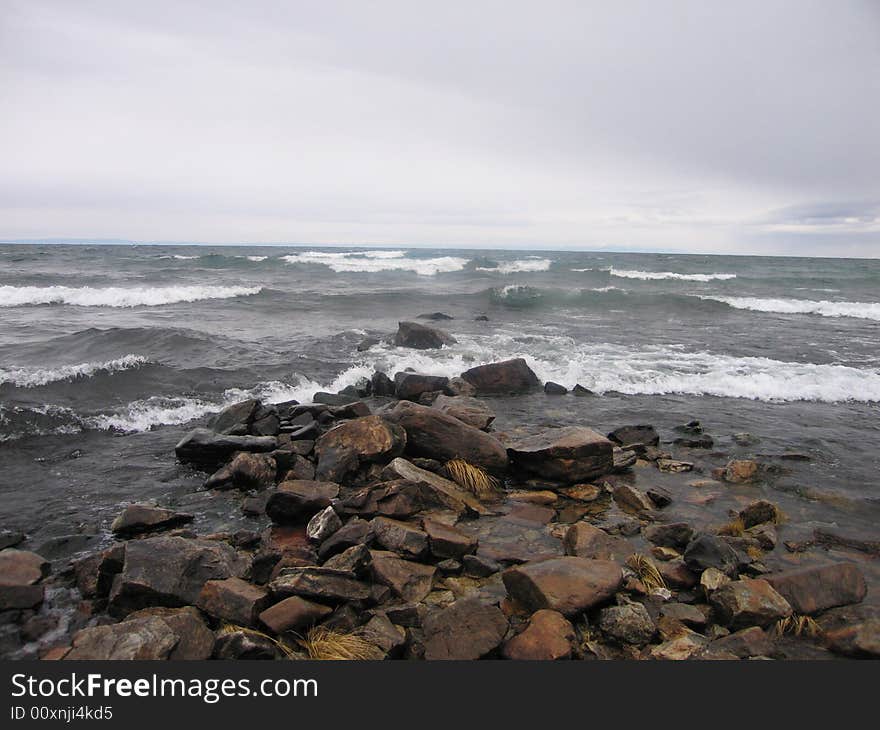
[{"x1": 1, "y1": 1, "x2": 878, "y2": 256}]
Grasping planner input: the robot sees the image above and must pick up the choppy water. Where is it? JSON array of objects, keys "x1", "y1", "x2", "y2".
[{"x1": 1, "y1": 244, "x2": 879, "y2": 566}]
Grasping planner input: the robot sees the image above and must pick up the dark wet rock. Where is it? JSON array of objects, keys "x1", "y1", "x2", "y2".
[
  {"x1": 710, "y1": 578, "x2": 792, "y2": 629},
  {"x1": 611, "y1": 446, "x2": 638, "y2": 472},
  {"x1": 73, "y1": 545, "x2": 124, "y2": 599},
  {"x1": 418, "y1": 312, "x2": 454, "y2": 320},
  {"x1": 196, "y1": 577, "x2": 270, "y2": 627},
  {"x1": 317, "y1": 518, "x2": 372, "y2": 560},
  {"x1": 313, "y1": 391, "x2": 360, "y2": 406},
  {"x1": 306, "y1": 506, "x2": 342, "y2": 543},
  {"x1": 266, "y1": 480, "x2": 340, "y2": 524},
  {"x1": 280, "y1": 454, "x2": 316, "y2": 481},
  {"x1": 502, "y1": 557, "x2": 622, "y2": 617},
  {"x1": 645, "y1": 523, "x2": 694, "y2": 549},
  {"x1": 502, "y1": 609, "x2": 575, "y2": 660},
  {"x1": 738, "y1": 500, "x2": 779, "y2": 529},
  {"x1": 259, "y1": 596, "x2": 332, "y2": 634},
  {"x1": 571, "y1": 384, "x2": 594, "y2": 396},
  {"x1": 607, "y1": 425, "x2": 659, "y2": 448},
  {"x1": 656, "y1": 459, "x2": 693, "y2": 473},
  {"x1": 394, "y1": 321, "x2": 456, "y2": 349},
  {"x1": 357, "y1": 336, "x2": 380, "y2": 352},
  {"x1": 599, "y1": 602, "x2": 656, "y2": 646},
  {"x1": 673, "y1": 434, "x2": 714, "y2": 448},
  {"x1": 110, "y1": 505, "x2": 194, "y2": 536},
  {"x1": 474, "y1": 314, "x2": 489, "y2": 322},
  {"x1": 658, "y1": 560, "x2": 699, "y2": 589},
  {"x1": 460, "y1": 358, "x2": 540, "y2": 395},
  {"x1": 825, "y1": 619, "x2": 880, "y2": 658},
  {"x1": 423, "y1": 597, "x2": 508, "y2": 660},
  {"x1": 462, "y1": 554, "x2": 501, "y2": 578},
  {"x1": 370, "y1": 517, "x2": 429, "y2": 560},
  {"x1": 706, "y1": 626, "x2": 773, "y2": 658},
  {"x1": 647, "y1": 486, "x2": 672, "y2": 508},
  {"x1": 208, "y1": 399, "x2": 260, "y2": 435},
  {"x1": 0, "y1": 531, "x2": 24, "y2": 550},
  {"x1": 507, "y1": 427, "x2": 613, "y2": 484},
  {"x1": 370, "y1": 550, "x2": 436, "y2": 602},
  {"x1": 563, "y1": 523, "x2": 633, "y2": 562},
  {"x1": 354, "y1": 614, "x2": 407, "y2": 658},
  {"x1": 394, "y1": 372, "x2": 451, "y2": 401},
  {"x1": 385, "y1": 401, "x2": 508, "y2": 475},
  {"x1": 212, "y1": 630, "x2": 283, "y2": 660},
  {"x1": 423, "y1": 519, "x2": 477, "y2": 560},
  {"x1": 108, "y1": 536, "x2": 242, "y2": 615},
  {"x1": 227, "y1": 452, "x2": 277, "y2": 489},
  {"x1": 431, "y1": 394, "x2": 496, "y2": 430},
  {"x1": 336, "y1": 480, "x2": 427, "y2": 520},
  {"x1": 175, "y1": 428, "x2": 277, "y2": 468},
  {"x1": 813, "y1": 527, "x2": 880, "y2": 556},
  {"x1": 270, "y1": 567, "x2": 371, "y2": 603},
  {"x1": 544, "y1": 381, "x2": 568, "y2": 395},
  {"x1": 447, "y1": 377, "x2": 477, "y2": 397},
  {"x1": 323, "y1": 544, "x2": 373, "y2": 576},
  {"x1": 764, "y1": 562, "x2": 866, "y2": 615},
  {"x1": 747, "y1": 523, "x2": 778, "y2": 551},
  {"x1": 314, "y1": 415, "x2": 405, "y2": 483},
  {"x1": 0, "y1": 584, "x2": 44, "y2": 610},
  {"x1": 659, "y1": 602, "x2": 707, "y2": 628},
  {"x1": 683, "y1": 533, "x2": 742, "y2": 576},
  {"x1": 381, "y1": 458, "x2": 489, "y2": 516},
  {"x1": 0, "y1": 549, "x2": 50, "y2": 586},
  {"x1": 370, "y1": 371, "x2": 395, "y2": 397},
  {"x1": 65, "y1": 615, "x2": 180, "y2": 660},
  {"x1": 612, "y1": 484, "x2": 654, "y2": 512},
  {"x1": 125, "y1": 606, "x2": 214, "y2": 660}
]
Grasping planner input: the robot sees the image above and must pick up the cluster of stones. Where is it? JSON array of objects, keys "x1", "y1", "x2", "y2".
[{"x1": 4, "y1": 329, "x2": 877, "y2": 660}]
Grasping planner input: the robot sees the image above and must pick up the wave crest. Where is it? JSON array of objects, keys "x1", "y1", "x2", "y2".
[
  {"x1": 610, "y1": 268, "x2": 736, "y2": 282},
  {"x1": 0, "y1": 285, "x2": 263, "y2": 308},
  {"x1": 0, "y1": 354, "x2": 150, "y2": 388},
  {"x1": 702, "y1": 296, "x2": 880, "y2": 321}
]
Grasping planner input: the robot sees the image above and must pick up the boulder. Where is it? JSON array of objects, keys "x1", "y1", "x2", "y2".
[
  {"x1": 563, "y1": 523, "x2": 633, "y2": 562},
  {"x1": 707, "y1": 626, "x2": 773, "y2": 658},
  {"x1": 507, "y1": 427, "x2": 613, "y2": 484},
  {"x1": 501, "y1": 609, "x2": 575, "y2": 660},
  {"x1": 314, "y1": 415, "x2": 405, "y2": 482},
  {"x1": 208, "y1": 399, "x2": 261, "y2": 435},
  {"x1": 259, "y1": 596, "x2": 332, "y2": 634},
  {"x1": 0, "y1": 584, "x2": 44, "y2": 610},
  {"x1": 423, "y1": 519, "x2": 477, "y2": 560},
  {"x1": 336, "y1": 480, "x2": 427, "y2": 519},
  {"x1": 502, "y1": 557, "x2": 622, "y2": 617},
  {"x1": 110, "y1": 505, "x2": 194, "y2": 537},
  {"x1": 825, "y1": 619, "x2": 880, "y2": 659},
  {"x1": 431, "y1": 394, "x2": 496, "y2": 430},
  {"x1": 721, "y1": 459, "x2": 760, "y2": 483},
  {"x1": 644, "y1": 523, "x2": 694, "y2": 549},
  {"x1": 175, "y1": 428, "x2": 277, "y2": 468},
  {"x1": 598, "y1": 602, "x2": 656, "y2": 646},
  {"x1": 612, "y1": 484, "x2": 655, "y2": 513},
  {"x1": 738, "y1": 500, "x2": 779, "y2": 529},
  {"x1": 306, "y1": 506, "x2": 342, "y2": 543},
  {"x1": 126, "y1": 606, "x2": 214, "y2": 660},
  {"x1": 370, "y1": 517, "x2": 429, "y2": 560},
  {"x1": 381, "y1": 458, "x2": 489, "y2": 516},
  {"x1": 571, "y1": 384, "x2": 594, "y2": 396},
  {"x1": 710, "y1": 578, "x2": 792, "y2": 629},
  {"x1": 0, "y1": 549, "x2": 50, "y2": 586},
  {"x1": 354, "y1": 614, "x2": 407, "y2": 658},
  {"x1": 370, "y1": 550, "x2": 436, "y2": 602},
  {"x1": 108, "y1": 536, "x2": 241, "y2": 615},
  {"x1": 659, "y1": 602, "x2": 707, "y2": 629},
  {"x1": 394, "y1": 321, "x2": 456, "y2": 349},
  {"x1": 607, "y1": 425, "x2": 659, "y2": 448},
  {"x1": 323, "y1": 544, "x2": 373, "y2": 575},
  {"x1": 270, "y1": 567, "x2": 371, "y2": 603},
  {"x1": 317, "y1": 518, "x2": 372, "y2": 560},
  {"x1": 196, "y1": 577, "x2": 270, "y2": 627},
  {"x1": 213, "y1": 630, "x2": 283, "y2": 660},
  {"x1": 65, "y1": 616, "x2": 180, "y2": 660},
  {"x1": 384, "y1": 401, "x2": 508, "y2": 475},
  {"x1": 460, "y1": 358, "x2": 540, "y2": 394},
  {"x1": 266, "y1": 480, "x2": 340, "y2": 524},
  {"x1": 226, "y1": 452, "x2": 277, "y2": 489},
  {"x1": 544, "y1": 382, "x2": 568, "y2": 395},
  {"x1": 683, "y1": 533, "x2": 742, "y2": 576},
  {"x1": 763, "y1": 563, "x2": 866, "y2": 615},
  {"x1": 423, "y1": 597, "x2": 508, "y2": 660},
  {"x1": 394, "y1": 373, "x2": 451, "y2": 401},
  {"x1": 370, "y1": 371, "x2": 395, "y2": 397}
]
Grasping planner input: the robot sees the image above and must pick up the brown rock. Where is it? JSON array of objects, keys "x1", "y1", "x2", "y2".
[
  {"x1": 738, "y1": 500, "x2": 779, "y2": 528},
  {"x1": 460, "y1": 358, "x2": 540, "y2": 395},
  {"x1": 423, "y1": 597, "x2": 508, "y2": 660},
  {"x1": 269, "y1": 567, "x2": 370, "y2": 603},
  {"x1": 370, "y1": 550, "x2": 436, "y2": 602},
  {"x1": 707, "y1": 626, "x2": 773, "y2": 658},
  {"x1": 612, "y1": 484, "x2": 655, "y2": 513},
  {"x1": 0, "y1": 549, "x2": 50, "y2": 586},
  {"x1": 370, "y1": 517, "x2": 429, "y2": 560},
  {"x1": 825, "y1": 619, "x2": 880, "y2": 658},
  {"x1": 721, "y1": 459, "x2": 759, "y2": 483},
  {"x1": 431, "y1": 394, "x2": 496, "y2": 430},
  {"x1": 502, "y1": 557, "x2": 622, "y2": 617},
  {"x1": 65, "y1": 616, "x2": 179, "y2": 660},
  {"x1": 507, "y1": 427, "x2": 614, "y2": 484},
  {"x1": 502, "y1": 609, "x2": 575, "y2": 660},
  {"x1": 598, "y1": 602, "x2": 656, "y2": 646},
  {"x1": 381, "y1": 458, "x2": 489, "y2": 516},
  {"x1": 384, "y1": 401, "x2": 508, "y2": 475},
  {"x1": 763, "y1": 562, "x2": 866, "y2": 615},
  {"x1": 394, "y1": 373, "x2": 451, "y2": 401},
  {"x1": 259, "y1": 596, "x2": 332, "y2": 633},
  {"x1": 266, "y1": 480, "x2": 340, "y2": 524},
  {"x1": 422, "y1": 519, "x2": 477, "y2": 560},
  {"x1": 644, "y1": 522, "x2": 694, "y2": 549},
  {"x1": 227, "y1": 451, "x2": 277, "y2": 489},
  {"x1": 509, "y1": 489, "x2": 558, "y2": 505},
  {"x1": 110, "y1": 505, "x2": 194, "y2": 536},
  {"x1": 563, "y1": 523, "x2": 633, "y2": 562},
  {"x1": 197, "y1": 577, "x2": 270, "y2": 627},
  {"x1": 0, "y1": 584, "x2": 44, "y2": 610},
  {"x1": 314, "y1": 415, "x2": 405, "y2": 482},
  {"x1": 710, "y1": 578, "x2": 792, "y2": 629},
  {"x1": 658, "y1": 560, "x2": 699, "y2": 589},
  {"x1": 126, "y1": 606, "x2": 214, "y2": 660}
]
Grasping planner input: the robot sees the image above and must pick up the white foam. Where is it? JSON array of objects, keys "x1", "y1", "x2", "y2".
[
  {"x1": 244, "y1": 255, "x2": 268, "y2": 262},
  {"x1": 0, "y1": 285, "x2": 263, "y2": 308},
  {"x1": 158, "y1": 254, "x2": 199, "y2": 260},
  {"x1": 282, "y1": 251, "x2": 467, "y2": 275},
  {"x1": 702, "y1": 296, "x2": 880, "y2": 321},
  {"x1": 610, "y1": 268, "x2": 737, "y2": 281},
  {"x1": 0, "y1": 354, "x2": 150, "y2": 388},
  {"x1": 476, "y1": 258, "x2": 552, "y2": 274}
]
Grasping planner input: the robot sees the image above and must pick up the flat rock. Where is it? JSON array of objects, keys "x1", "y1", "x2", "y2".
[
  {"x1": 683, "y1": 533, "x2": 742, "y2": 576},
  {"x1": 110, "y1": 505, "x2": 194, "y2": 537},
  {"x1": 270, "y1": 567, "x2": 370, "y2": 603},
  {"x1": 721, "y1": 459, "x2": 760, "y2": 483},
  {"x1": 706, "y1": 626, "x2": 773, "y2": 658},
  {"x1": 644, "y1": 523, "x2": 694, "y2": 549},
  {"x1": 507, "y1": 427, "x2": 614, "y2": 484},
  {"x1": 0, "y1": 549, "x2": 50, "y2": 586},
  {"x1": 710, "y1": 578, "x2": 792, "y2": 629},
  {"x1": 370, "y1": 550, "x2": 436, "y2": 602},
  {"x1": 314, "y1": 415, "x2": 405, "y2": 482},
  {"x1": 384, "y1": 401, "x2": 508, "y2": 475},
  {"x1": 607, "y1": 425, "x2": 659, "y2": 448},
  {"x1": 382, "y1": 458, "x2": 489, "y2": 516},
  {"x1": 266, "y1": 480, "x2": 340, "y2": 524},
  {"x1": 423, "y1": 597, "x2": 508, "y2": 660},
  {"x1": 502, "y1": 609, "x2": 575, "y2": 660},
  {"x1": 502, "y1": 557, "x2": 622, "y2": 617},
  {"x1": 65, "y1": 616, "x2": 180, "y2": 660},
  {"x1": 196, "y1": 577, "x2": 270, "y2": 627},
  {"x1": 370, "y1": 517, "x2": 429, "y2": 560},
  {"x1": 423, "y1": 518, "x2": 477, "y2": 560},
  {"x1": 259, "y1": 596, "x2": 332, "y2": 634},
  {"x1": 174, "y1": 428, "x2": 277, "y2": 468},
  {"x1": 824, "y1": 619, "x2": 880, "y2": 658},
  {"x1": 394, "y1": 321, "x2": 456, "y2": 349},
  {"x1": 460, "y1": 358, "x2": 541, "y2": 395},
  {"x1": 431, "y1": 394, "x2": 496, "y2": 430},
  {"x1": 563, "y1": 523, "x2": 633, "y2": 562},
  {"x1": 763, "y1": 562, "x2": 866, "y2": 615}
]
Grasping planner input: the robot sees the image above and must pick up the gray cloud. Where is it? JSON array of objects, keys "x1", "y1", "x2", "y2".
[{"x1": 1, "y1": 0, "x2": 878, "y2": 255}]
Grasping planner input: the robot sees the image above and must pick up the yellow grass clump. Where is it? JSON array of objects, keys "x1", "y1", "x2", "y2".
[
  {"x1": 717, "y1": 517, "x2": 745, "y2": 537},
  {"x1": 299, "y1": 626, "x2": 379, "y2": 660},
  {"x1": 443, "y1": 459, "x2": 500, "y2": 499},
  {"x1": 625, "y1": 553, "x2": 667, "y2": 592},
  {"x1": 217, "y1": 624, "x2": 301, "y2": 659},
  {"x1": 775, "y1": 614, "x2": 821, "y2": 638}
]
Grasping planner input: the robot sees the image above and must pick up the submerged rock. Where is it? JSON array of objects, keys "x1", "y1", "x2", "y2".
[
  {"x1": 608, "y1": 425, "x2": 660, "y2": 448},
  {"x1": 507, "y1": 427, "x2": 613, "y2": 484},
  {"x1": 110, "y1": 505, "x2": 194, "y2": 537},
  {"x1": 683, "y1": 533, "x2": 742, "y2": 576},
  {"x1": 175, "y1": 428, "x2": 277, "y2": 468},
  {"x1": 563, "y1": 523, "x2": 633, "y2": 562},
  {"x1": 460, "y1": 358, "x2": 541, "y2": 395}
]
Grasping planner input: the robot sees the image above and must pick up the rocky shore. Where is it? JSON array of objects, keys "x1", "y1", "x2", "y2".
[{"x1": 2, "y1": 321, "x2": 877, "y2": 661}]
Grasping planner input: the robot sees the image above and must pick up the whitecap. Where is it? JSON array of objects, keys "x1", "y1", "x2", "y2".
[
  {"x1": 476, "y1": 259, "x2": 552, "y2": 274},
  {"x1": 702, "y1": 296, "x2": 880, "y2": 321},
  {"x1": 0, "y1": 354, "x2": 150, "y2": 388},
  {"x1": 283, "y1": 251, "x2": 467, "y2": 276},
  {"x1": 610, "y1": 268, "x2": 737, "y2": 281},
  {"x1": 0, "y1": 284, "x2": 263, "y2": 308}
]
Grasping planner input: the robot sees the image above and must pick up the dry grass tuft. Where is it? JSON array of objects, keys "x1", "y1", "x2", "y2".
[
  {"x1": 298, "y1": 626, "x2": 378, "y2": 660},
  {"x1": 625, "y1": 553, "x2": 667, "y2": 592},
  {"x1": 217, "y1": 623, "x2": 301, "y2": 659},
  {"x1": 717, "y1": 517, "x2": 745, "y2": 537},
  {"x1": 443, "y1": 459, "x2": 500, "y2": 499},
  {"x1": 775, "y1": 614, "x2": 821, "y2": 638},
  {"x1": 746, "y1": 545, "x2": 765, "y2": 561}
]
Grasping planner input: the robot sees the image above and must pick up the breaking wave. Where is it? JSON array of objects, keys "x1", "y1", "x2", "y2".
[
  {"x1": 282, "y1": 250, "x2": 468, "y2": 275},
  {"x1": 701, "y1": 296, "x2": 880, "y2": 321},
  {"x1": 476, "y1": 258, "x2": 552, "y2": 274},
  {"x1": 0, "y1": 355, "x2": 150, "y2": 388},
  {"x1": 0, "y1": 285, "x2": 263, "y2": 308},
  {"x1": 609, "y1": 268, "x2": 737, "y2": 282}
]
